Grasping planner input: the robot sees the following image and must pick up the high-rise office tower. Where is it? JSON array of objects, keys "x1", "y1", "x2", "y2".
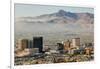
[
  {"x1": 28, "y1": 40, "x2": 33, "y2": 48},
  {"x1": 72, "y1": 38, "x2": 80, "y2": 47},
  {"x1": 16, "y1": 39, "x2": 29, "y2": 50},
  {"x1": 33, "y1": 37, "x2": 43, "y2": 53},
  {"x1": 64, "y1": 40, "x2": 71, "y2": 50},
  {"x1": 21, "y1": 39, "x2": 29, "y2": 49}
]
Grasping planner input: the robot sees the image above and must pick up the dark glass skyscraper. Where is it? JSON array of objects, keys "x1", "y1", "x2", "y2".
[
  {"x1": 33, "y1": 37, "x2": 43, "y2": 53},
  {"x1": 28, "y1": 40, "x2": 33, "y2": 48}
]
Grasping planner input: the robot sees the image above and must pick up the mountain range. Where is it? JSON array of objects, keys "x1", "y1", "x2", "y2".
[
  {"x1": 15, "y1": 9, "x2": 94, "y2": 42},
  {"x1": 16, "y1": 9, "x2": 94, "y2": 24}
]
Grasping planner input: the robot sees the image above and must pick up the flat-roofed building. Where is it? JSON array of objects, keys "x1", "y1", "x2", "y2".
[
  {"x1": 63, "y1": 40, "x2": 71, "y2": 50},
  {"x1": 24, "y1": 48, "x2": 39, "y2": 56},
  {"x1": 57, "y1": 43, "x2": 64, "y2": 50},
  {"x1": 16, "y1": 39, "x2": 29, "y2": 50},
  {"x1": 72, "y1": 38, "x2": 80, "y2": 47},
  {"x1": 15, "y1": 48, "x2": 39, "y2": 57},
  {"x1": 28, "y1": 40, "x2": 33, "y2": 48},
  {"x1": 22, "y1": 39, "x2": 29, "y2": 48},
  {"x1": 33, "y1": 37, "x2": 43, "y2": 53}
]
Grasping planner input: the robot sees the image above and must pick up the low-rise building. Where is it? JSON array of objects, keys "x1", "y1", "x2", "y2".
[{"x1": 15, "y1": 48, "x2": 39, "y2": 57}]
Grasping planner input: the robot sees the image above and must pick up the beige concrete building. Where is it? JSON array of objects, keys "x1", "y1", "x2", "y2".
[
  {"x1": 63, "y1": 40, "x2": 71, "y2": 50},
  {"x1": 15, "y1": 48, "x2": 39, "y2": 57},
  {"x1": 16, "y1": 39, "x2": 28, "y2": 51},
  {"x1": 72, "y1": 38, "x2": 80, "y2": 47}
]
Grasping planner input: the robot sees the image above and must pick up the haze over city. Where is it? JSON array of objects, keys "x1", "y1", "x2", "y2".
[{"x1": 14, "y1": 4, "x2": 94, "y2": 65}]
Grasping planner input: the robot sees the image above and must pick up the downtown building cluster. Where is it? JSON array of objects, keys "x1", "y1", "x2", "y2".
[
  {"x1": 15, "y1": 37, "x2": 43, "y2": 57},
  {"x1": 15, "y1": 37, "x2": 93, "y2": 57},
  {"x1": 15, "y1": 37, "x2": 94, "y2": 65}
]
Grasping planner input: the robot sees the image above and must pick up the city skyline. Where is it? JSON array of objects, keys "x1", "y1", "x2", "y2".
[{"x1": 14, "y1": 4, "x2": 94, "y2": 65}]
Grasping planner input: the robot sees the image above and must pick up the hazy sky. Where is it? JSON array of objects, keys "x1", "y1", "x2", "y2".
[{"x1": 15, "y1": 3, "x2": 94, "y2": 17}]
